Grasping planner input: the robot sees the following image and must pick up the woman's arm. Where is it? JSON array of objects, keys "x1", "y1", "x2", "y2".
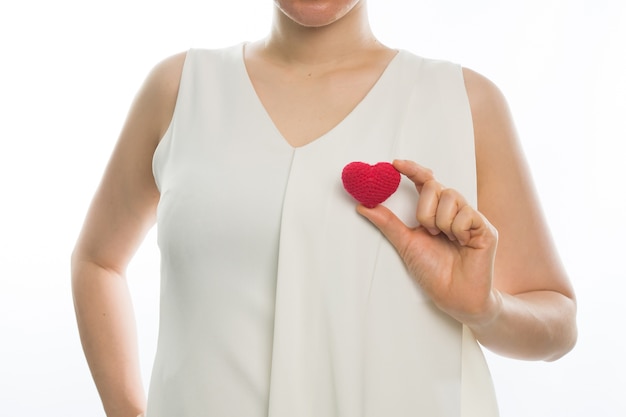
[
  {"x1": 356, "y1": 68, "x2": 577, "y2": 362},
  {"x1": 464, "y1": 67, "x2": 577, "y2": 361},
  {"x1": 71, "y1": 52, "x2": 185, "y2": 417}
]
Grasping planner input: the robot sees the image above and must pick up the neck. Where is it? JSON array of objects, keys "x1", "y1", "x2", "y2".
[{"x1": 262, "y1": 1, "x2": 381, "y2": 67}]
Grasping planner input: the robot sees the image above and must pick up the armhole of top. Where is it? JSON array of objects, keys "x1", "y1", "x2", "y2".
[
  {"x1": 152, "y1": 49, "x2": 193, "y2": 191},
  {"x1": 456, "y1": 63, "x2": 478, "y2": 209}
]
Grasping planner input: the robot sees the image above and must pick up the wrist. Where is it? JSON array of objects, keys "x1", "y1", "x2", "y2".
[{"x1": 465, "y1": 289, "x2": 503, "y2": 333}]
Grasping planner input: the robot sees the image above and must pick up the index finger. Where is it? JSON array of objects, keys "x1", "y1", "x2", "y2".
[{"x1": 392, "y1": 159, "x2": 436, "y2": 192}]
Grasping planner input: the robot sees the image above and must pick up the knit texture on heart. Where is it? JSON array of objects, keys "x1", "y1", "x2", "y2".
[{"x1": 341, "y1": 162, "x2": 401, "y2": 208}]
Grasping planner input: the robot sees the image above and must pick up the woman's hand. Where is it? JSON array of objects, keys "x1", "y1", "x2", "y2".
[{"x1": 357, "y1": 159, "x2": 502, "y2": 327}]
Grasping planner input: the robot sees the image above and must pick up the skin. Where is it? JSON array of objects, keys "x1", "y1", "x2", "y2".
[{"x1": 71, "y1": 0, "x2": 577, "y2": 416}]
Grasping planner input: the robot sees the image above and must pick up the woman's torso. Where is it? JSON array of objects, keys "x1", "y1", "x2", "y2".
[{"x1": 148, "y1": 43, "x2": 499, "y2": 417}]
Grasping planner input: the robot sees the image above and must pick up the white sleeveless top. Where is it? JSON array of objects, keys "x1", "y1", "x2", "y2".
[{"x1": 149, "y1": 43, "x2": 499, "y2": 417}]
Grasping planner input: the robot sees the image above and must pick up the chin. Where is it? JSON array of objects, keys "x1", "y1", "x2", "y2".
[{"x1": 275, "y1": 0, "x2": 361, "y2": 28}]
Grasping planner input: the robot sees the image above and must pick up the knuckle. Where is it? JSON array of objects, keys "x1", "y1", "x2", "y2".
[
  {"x1": 423, "y1": 178, "x2": 442, "y2": 191},
  {"x1": 378, "y1": 210, "x2": 396, "y2": 229},
  {"x1": 415, "y1": 209, "x2": 434, "y2": 228},
  {"x1": 459, "y1": 204, "x2": 474, "y2": 217},
  {"x1": 439, "y1": 188, "x2": 455, "y2": 202},
  {"x1": 435, "y1": 214, "x2": 451, "y2": 232},
  {"x1": 442, "y1": 187, "x2": 465, "y2": 204}
]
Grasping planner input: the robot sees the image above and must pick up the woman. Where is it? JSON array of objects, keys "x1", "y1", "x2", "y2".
[{"x1": 71, "y1": 1, "x2": 577, "y2": 416}]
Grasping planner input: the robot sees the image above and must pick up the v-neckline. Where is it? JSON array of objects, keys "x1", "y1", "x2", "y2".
[{"x1": 239, "y1": 43, "x2": 402, "y2": 151}]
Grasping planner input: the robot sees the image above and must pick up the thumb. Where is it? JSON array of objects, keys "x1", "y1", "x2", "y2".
[{"x1": 356, "y1": 204, "x2": 411, "y2": 253}]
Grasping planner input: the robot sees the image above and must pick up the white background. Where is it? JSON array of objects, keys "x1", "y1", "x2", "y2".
[{"x1": 1, "y1": 0, "x2": 624, "y2": 415}]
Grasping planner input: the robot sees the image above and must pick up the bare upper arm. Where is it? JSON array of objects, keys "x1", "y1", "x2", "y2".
[
  {"x1": 72, "y1": 52, "x2": 187, "y2": 273},
  {"x1": 462, "y1": 67, "x2": 575, "y2": 300}
]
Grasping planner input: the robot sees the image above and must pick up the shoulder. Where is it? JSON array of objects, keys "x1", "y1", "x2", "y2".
[
  {"x1": 146, "y1": 51, "x2": 188, "y2": 97},
  {"x1": 131, "y1": 51, "x2": 188, "y2": 141},
  {"x1": 460, "y1": 67, "x2": 519, "y2": 165},
  {"x1": 461, "y1": 67, "x2": 511, "y2": 129}
]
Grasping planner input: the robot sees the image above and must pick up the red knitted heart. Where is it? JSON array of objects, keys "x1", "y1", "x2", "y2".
[{"x1": 341, "y1": 162, "x2": 401, "y2": 208}]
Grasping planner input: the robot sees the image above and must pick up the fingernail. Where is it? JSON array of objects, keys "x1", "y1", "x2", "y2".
[{"x1": 428, "y1": 228, "x2": 441, "y2": 236}]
